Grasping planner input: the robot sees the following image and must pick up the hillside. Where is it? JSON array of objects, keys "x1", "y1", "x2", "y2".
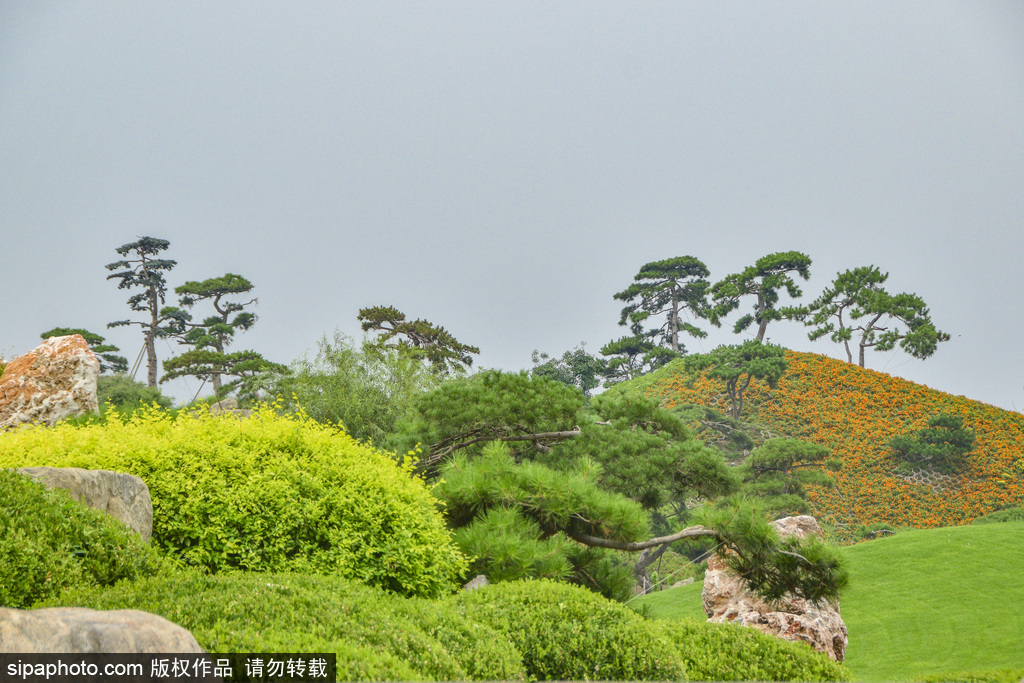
[
  {"x1": 630, "y1": 350, "x2": 1024, "y2": 535},
  {"x1": 633, "y1": 522, "x2": 1024, "y2": 681}
]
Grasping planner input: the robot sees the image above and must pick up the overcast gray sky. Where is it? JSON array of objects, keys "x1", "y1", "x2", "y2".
[{"x1": 2, "y1": 2, "x2": 1022, "y2": 411}]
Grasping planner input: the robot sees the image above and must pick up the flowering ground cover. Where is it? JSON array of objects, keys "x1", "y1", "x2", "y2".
[{"x1": 640, "y1": 351, "x2": 1024, "y2": 537}]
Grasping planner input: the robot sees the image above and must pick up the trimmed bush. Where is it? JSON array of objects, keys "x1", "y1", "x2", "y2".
[
  {"x1": 0, "y1": 406, "x2": 466, "y2": 598},
  {"x1": 658, "y1": 618, "x2": 849, "y2": 681},
  {"x1": 0, "y1": 469, "x2": 165, "y2": 608},
  {"x1": 447, "y1": 579, "x2": 685, "y2": 681},
  {"x1": 43, "y1": 571, "x2": 524, "y2": 682},
  {"x1": 97, "y1": 373, "x2": 173, "y2": 411}
]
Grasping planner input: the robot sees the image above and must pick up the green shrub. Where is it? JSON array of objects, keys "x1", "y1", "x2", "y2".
[
  {"x1": 0, "y1": 406, "x2": 466, "y2": 598},
  {"x1": 972, "y1": 507, "x2": 1024, "y2": 525},
  {"x1": 447, "y1": 579, "x2": 685, "y2": 681},
  {"x1": 658, "y1": 618, "x2": 849, "y2": 681},
  {"x1": 854, "y1": 522, "x2": 899, "y2": 540},
  {"x1": 890, "y1": 412, "x2": 975, "y2": 473},
  {"x1": 0, "y1": 469, "x2": 165, "y2": 608},
  {"x1": 43, "y1": 571, "x2": 524, "y2": 682},
  {"x1": 97, "y1": 373, "x2": 173, "y2": 411}
]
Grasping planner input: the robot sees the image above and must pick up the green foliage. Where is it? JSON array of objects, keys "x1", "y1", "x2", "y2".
[
  {"x1": 530, "y1": 342, "x2": 606, "y2": 398},
  {"x1": 0, "y1": 469, "x2": 166, "y2": 608},
  {"x1": 739, "y1": 438, "x2": 838, "y2": 519},
  {"x1": 711, "y1": 250, "x2": 812, "y2": 342},
  {"x1": 43, "y1": 571, "x2": 525, "y2": 682},
  {"x1": 890, "y1": 412, "x2": 976, "y2": 473},
  {"x1": 547, "y1": 392, "x2": 738, "y2": 520},
  {"x1": 599, "y1": 334, "x2": 678, "y2": 385},
  {"x1": 971, "y1": 507, "x2": 1024, "y2": 525},
  {"x1": 161, "y1": 349, "x2": 287, "y2": 404},
  {"x1": 0, "y1": 407, "x2": 467, "y2": 598},
  {"x1": 269, "y1": 332, "x2": 441, "y2": 446},
  {"x1": 358, "y1": 305, "x2": 479, "y2": 374},
  {"x1": 658, "y1": 618, "x2": 849, "y2": 681},
  {"x1": 853, "y1": 522, "x2": 899, "y2": 540},
  {"x1": 97, "y1": 373, "x2": 174, "y2": 411},
  {"x1": 448, "y1": 579, "x2": 686, "y2": 681},
  {"x1": 793, "y1": 265, "x2": 950, "y2": 367},
  {"x1": 685, "y1": 340, "x2": 789, "y2": 418},
  {"x1": 614, "y1": 255, "x2": 713, "y2": 354},
  {"x1": 40, "y1": 327, "x2": 128, "y2": 374},
  {"x1": 390, "y1": 369, "x2": 584, "y2": 471},
  {"x1": 696, "y1": 498, "x2": 848, "y2": 604}
]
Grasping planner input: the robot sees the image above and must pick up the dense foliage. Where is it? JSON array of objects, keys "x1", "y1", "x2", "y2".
[
  {"x1": 642, "y1": 350, "x2": 1024, "y2": 535},
  {"x1": 0, "y1": 469, "x2": 165, "y2": 608},
  {"x1": 44, "y1": 571, "x2": 525, "y2": 682},
  {"x1": 890, "y1": 412, "x2": 976, "y2": 474},
  {"x1": 659, "y1": 618, "x2": 849, "y2": 681},
  {"x1": 97, "y1": 373, "x2": 174, "y2": 410},
  {"x1": 684, "y1": 340, "x2": 789, "y2": 418},
  {"x1": 448, "y1": 580, "x2": 686, "y2": 681},
  {"x1": 739, "y1": 438, "x2": 840, "y2": 518},
  {"x1": 0, "y1": 407, "x2": 467, "y2": 597}
]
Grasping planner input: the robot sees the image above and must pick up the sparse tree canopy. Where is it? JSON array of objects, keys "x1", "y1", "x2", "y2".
[
  {"x1": 358, "y1": 305, "x2": 479, "y2": 374},
  {"x1": 161, "y1": 349, "x2": 286, "y2": 404},
  {"x1": 41, "y1": 327, "x2": 128, "y2": 374},
  {"x1": 793, "y1": 266, "x2": 950, "y2": 367},
  {"x1": 105, "y1": 237, "x2": 189, "y2": 387},
  {"x1": 685, "y1": 341, "x2": 789, "y2": 418},
  {"x1": 711, "y1": 251, "x2": 812, "y2": 342},
  {"x1": 599, "y1": 335, "x2": 676, "y2": 386},
  {"x1": 613, "y1": 256, "x2": 713, "y2": 354},
  {"x1": 171, "y1": 273, "x2": 260, "y2": 393},
  {"x1": 531, "y1": 343, "x2": 607, "y2": 398}
]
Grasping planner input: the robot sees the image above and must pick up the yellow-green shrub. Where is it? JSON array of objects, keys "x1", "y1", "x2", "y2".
[{"x1": 0, "y1": 406, "x2": 466, "y2": 598}]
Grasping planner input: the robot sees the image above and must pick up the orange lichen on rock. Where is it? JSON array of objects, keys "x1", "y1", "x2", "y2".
[{"x1": 0, "y1": 335, "x2": 100, "y2": 430}]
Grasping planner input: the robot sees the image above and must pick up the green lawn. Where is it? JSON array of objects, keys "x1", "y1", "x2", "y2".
[{"x1": 633, "y1": 522, "x2": 1024, "y2": 682}]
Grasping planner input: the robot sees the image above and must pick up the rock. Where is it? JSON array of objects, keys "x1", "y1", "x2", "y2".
[
  {"x1": 0, "y1": 607, "x2": 203, "y2": 653},
  {"x1": 15, "y1": 467, "x2": 153, "y2": 541},
  {"x1": 209, "y1": 397, "x2": 252, "y2": 418},
  {"x1": 671, "y1": 578, "x2": 695, "y2": 588},
  {"x1": 463, "y1": 574, "x2": 490, "y2": 591},
  {"x1": 701, "y1": 515, "x2": 848, "y2": 662},
  {"x1": 0, "y1": 335, "x2": 99, "y2": 431}
]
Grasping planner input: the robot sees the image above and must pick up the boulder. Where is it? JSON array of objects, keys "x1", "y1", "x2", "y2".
[
  {"x1": 670, "y1": 577, "x2": 695, "y2": 589},
  {"x1": 15, "y1": 467, "x2": 153, "y2": 541},
  {"x1": 463, "y1": 574, "x2": 490, "y2": 592},
  {"x1": 0, "y1": 335, "x2": 99, "y2": 431},
  {"x1": 0, "y1": 607, "x2": 203, "y2": 653},
  {"x1": 701, "y1": 515, "x2": 848, "y2": 662}
]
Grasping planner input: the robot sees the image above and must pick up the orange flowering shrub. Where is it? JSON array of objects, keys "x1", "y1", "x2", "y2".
[{"x1": 644, "y1": 351, "x2": 1024, "y2": 539}]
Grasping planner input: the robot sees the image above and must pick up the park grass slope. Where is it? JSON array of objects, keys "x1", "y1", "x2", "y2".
[
  {"x1": 634, "y1": 522, "x2": 1024, "y2": 682},
  {"x1": 636, "y1": 350, "x2": 1024, "y2": 533}
]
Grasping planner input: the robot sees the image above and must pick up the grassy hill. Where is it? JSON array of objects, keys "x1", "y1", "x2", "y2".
[
  {"x1": 627, "y1": 350, "x2": 1024, "y2": 536},
  {"x1": 633, "y1": 522, "x2": 1024, "y2": 682}
]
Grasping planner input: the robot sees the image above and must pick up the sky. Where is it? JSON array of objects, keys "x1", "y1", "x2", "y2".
[{"x1": 2, "y1": 2, "x2": 1022, "y2": 412}]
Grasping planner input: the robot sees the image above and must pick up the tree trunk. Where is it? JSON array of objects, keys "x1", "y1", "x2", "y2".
[
  {"x1": 670, "y1": 291, "x2": 680, "y2": 353},
  {"x1": 755, "y1": 292, "x2": 768, "y2": 342},
  {"x1": 633, "y1": 543, "x2": 671, "y2": 595},
  {"x1": 147, "y1": 287, "x2": 159, "y2": 387}
]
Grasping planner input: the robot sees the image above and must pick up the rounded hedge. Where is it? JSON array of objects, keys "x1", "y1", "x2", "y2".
[
  {"x1": 0, "y1": 468, "x2": 165, "y2": 608},
  {"x1": 0, "y1": 406, "x2": 466, "y2": 598},
  {"x1": 658, "y1": 618, "x2": 849, "y2": 681},
  {"x1": 44, "y1": 571, "x2": 524, "y2": 682},
  {"x1": 447, "y1": 579, "x2": 685, "y2": 681}
]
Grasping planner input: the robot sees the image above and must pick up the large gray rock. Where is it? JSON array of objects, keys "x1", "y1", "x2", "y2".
[
  {"x1": 0, "y1": 607, "x2": 203, "y2": 653},
  {"x1": 15, "y1": 467, "x2": 153, "y2": 541},
  {"x1": 0, "y1": 335, "x2": 99, "y2": 430},
  {"x1": 701, "y1": 515, "x2": 848, "y2": 662}
]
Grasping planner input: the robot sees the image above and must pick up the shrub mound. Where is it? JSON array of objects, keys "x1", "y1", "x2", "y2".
[
  {"x1": 447, "y1": 579, "x2": 685, "y2": 681},
  {"x1": 44, "y1": 571, "x2": 524, "y2": 682},
  {"x1": 0, "y1": 469, "x2": 165, "y2": 608},
  {"x1": 0, "y1": 406, "x2": 466, "y2": 598},
  {"x1": 658, "y1": 618, "x2": 849, "y2": 681},
  {"x1": 971, "y1": 507, "x2": 1024, "y2": 525}
]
